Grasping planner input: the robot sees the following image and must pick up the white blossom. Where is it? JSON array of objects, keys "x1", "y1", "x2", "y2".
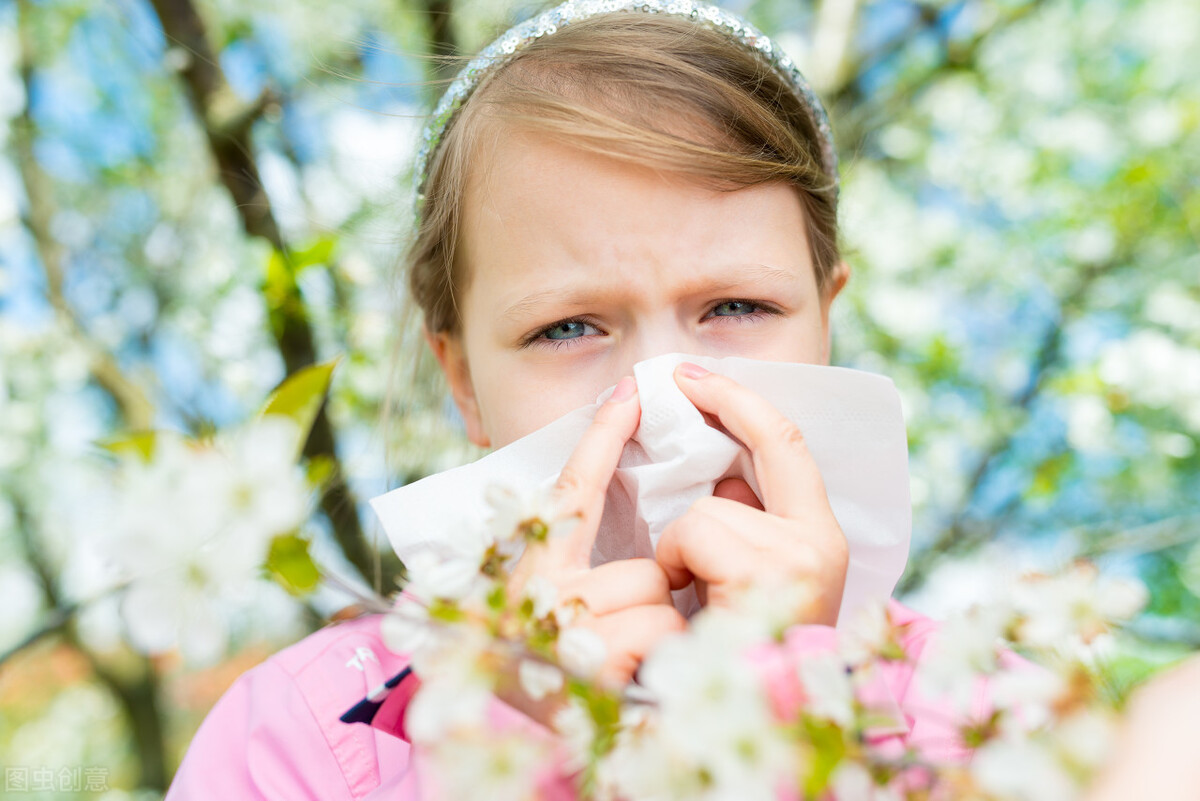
[
  {"x1": 1098, "y1": 330, "x2": 1200, "y2": 429},
  {"x1": 917, "y1": 603, "x2": 1009, "y2": 712},
  {"x1": 971, "y1": 735, "x2": 1077, "y2": 801},
  {"x1": 831, "y1": 762, "x2": 901, "y2": 801},
  {"x1": 518, "y1": 659, "x2": 564, "y2": 702},
  {"x1": 839, "y1": 601, "x2": 894, "y2": 665},
  {"x1": 557, "y1": 626, "x2": 607, "y2": 679},
  {"x1": 96, "y1": 420, "x2": 311, "y2": 664},
  {"x1": 797, "y1": 652, "x2": 855, "y2": 728},
  {"x1": 406, "y1": 628, "x2": 494, "y2": 743},
  {"x1": 630, "y1": 612, "x2": 791, "y2": 799},
  {"x1": 379, "y1": 600, "x2": 435, "y2": 656},
  {"x1": 599, "y1": 712, "x2": 683, "y2": 801},
  {"x1": 1064, "y1": 394, "x2": 1114, "y2": 455},
  {"x1": 552, "y1": 698, "x2": 596, "y2": 773},
  {"x1": 1094, "y1": 576, "x2": 1148, "y2": 622},
  {"x1": 428, "y1": 732, "x2": 548, "y2": 801},
  {"x1": 485, "y1": 481, "x2": 578, "y2": 545},
  {"x1": 990, "y1": 667, "x2": 1067, "y2": 730},
  {"x1": 521, "y1": 574, "x2": 558, "y2": 620},
  {"x1": 1011, "y1": 567, "x2": 1147, "y2": 651},
  {"x1": 405, "y1": 677, "x2": 492, "y2": 743},
  {"x1": 730, "y1": 580, "x2": 815, "y2": 641},
  {"x1": 1065, "y1": 223, "x2": 1116, "y2": 265},
  {"x1": 600, "y1": 701, "x2": 779, "y2": 801},
  {"x1": 402, "y1": 548, "x2": 485, "y2": 604},
  {"x1": 1054, "y1": 709, "x2": 1116, "y2": 770},
  {"x1": 601, "y1": 714, "x2": 784, "y2": 801}
]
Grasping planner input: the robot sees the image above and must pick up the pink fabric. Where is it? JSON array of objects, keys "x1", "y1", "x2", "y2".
[
  {"x1": 166, "y1": 601, "x2": 992, "y2": 799},
  {"x1": 165, "y1": 615, "x2": 417, "y2": 800},
  {"x1": 750, "y1": 601, "x2": 992, "y2": 766}
]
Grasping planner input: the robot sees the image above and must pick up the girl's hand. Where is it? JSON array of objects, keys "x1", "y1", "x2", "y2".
[
  {"x1": 508, "y1": 377, "x2": 686, "y2": 688},
  {"x1": 655, "y1": 362, "x2": 850, "y2": 625},
  {"x1": 1083, "y1": 655, "x2": 1200, "y2": 801}
]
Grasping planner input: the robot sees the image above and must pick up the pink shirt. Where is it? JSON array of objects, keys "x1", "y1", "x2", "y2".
[{"x1": 166, "y1": 602, "x2": 987, "y2": 799}]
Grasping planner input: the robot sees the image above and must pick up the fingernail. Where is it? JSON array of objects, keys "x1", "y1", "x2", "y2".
[
  {"x1": 610, "y1": 376, "x2": 637, "y2": 402},
  {"x1": 677, "y1": 362, "x2": 709, "y2": 380}
]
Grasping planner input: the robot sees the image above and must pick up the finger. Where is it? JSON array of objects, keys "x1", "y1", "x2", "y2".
[
  {"x1": 713, "y1": 477, "x2": 764, "y2": 510},
  {"x1": 563, "y1": 558, "x2": 673, "y2": 616},
  {"x1": 587, "y1": 604, "x2": 687, "y2": 687},
  {"x1": 657, "y1": 500, "x2": 846, "y2": 623},
  {"x1": 690, "y1": 495, "x2": 849, "y2": 590},
  {"x1": 673, "y1": 363, "x2": 829, "y2": 520},
  {"x1": 553, "y1": 376, "x2": 641, "y2": 565},
  {"x1": 654, "y1": 508, "x2": 756, "y2": 592}
]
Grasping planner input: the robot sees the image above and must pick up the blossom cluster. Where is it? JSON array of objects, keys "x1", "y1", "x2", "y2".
[
  {"x1": 381, "y1": 485, "x2": 1148, "y2": 801},
  {"x1": 95, "y1": 418, "x2": 312, "y2": 664}
]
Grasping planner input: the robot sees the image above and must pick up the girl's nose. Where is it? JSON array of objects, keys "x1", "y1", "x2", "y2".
[{"x1": 625, "y1": 319, "x2": 699, "y2": 369}]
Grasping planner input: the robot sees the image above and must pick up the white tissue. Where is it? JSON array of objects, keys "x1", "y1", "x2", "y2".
[{"x1": 370, "y1": 353, "x2": 911, "y2": 624}]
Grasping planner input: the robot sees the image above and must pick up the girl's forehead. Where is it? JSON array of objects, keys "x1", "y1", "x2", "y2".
[
  {"x1": 467, "y1": 128, "x2": 705, "y2": 218},
  {"x1": 464, "y1": 125, "x2": 801, "y2": 231},
  {"x1": 457, "y1": 129, "x2": 816, "y2": 313}
]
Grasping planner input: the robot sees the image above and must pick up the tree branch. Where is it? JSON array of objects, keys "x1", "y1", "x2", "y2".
[
  {"x1": 898, "y1": 261, "x2": 1116, "y2": 594},
  {"x1": 829, "y1": 1, "x2": 1038, "y2": 154},
  {"x1": 419, "y1": 0, "x2": 460, "y2": 88},
  {"x1": 13, "y1": 10, "x2": 155, "y2": 430},
  {"x1": 146, "y1": 0, "x2": 384, "y2": 589},
  {"x1": 8, "y1": 492, "x2": 170, "y2": 791},
  {"x1": 809, "y1": 0, "x2": 862, "y2": 94},
  {"x1": 826, "y1": 1, "x2": 939, "y2": 107},
  {"x1": 8, "y1": 7, "x2": 174, "y2": 788}
]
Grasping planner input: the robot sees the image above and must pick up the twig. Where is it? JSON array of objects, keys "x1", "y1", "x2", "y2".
[
  {"x1": 319, "y1": 569, "x2": 397, "y2": 616},
  {"x1": 0, "y1": 603, "x2": 77, "y2": 668},
  {"x1": 145, "y1": 0, "x2": 383, "y2": 590},
  {"x1": 1080, "y1": 515, "x2": 1200, "y2": 559}
]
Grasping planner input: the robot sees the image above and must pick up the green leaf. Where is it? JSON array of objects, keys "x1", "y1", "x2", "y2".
[
  {"x1": 263, "y1": 238, "x2": 336, "y2": 295},
  {"x1": 800, "y1": 716, "x2": 846, "y2": 799},
  {"x1": 487, "y1": 583, "x2": 507, "y2": 613},
  {"x1": 290, "y1": 236, "x2": 338, "y2": 271},
  {"x1": 266, "y1": 533, "x2": 321, "y2": 595},
  {"x1": 264, "y1": 248, "x2": 294, "y2": 292},
  {"x1": 428, "y1": 598, "x2": 466, "y2": 623},
  {"x1": 1029, "y1": 452, "x2": 1073, "y2": 498},
  {"x1": 97, "y1": 430, "x2": 158, "y2": 461},
  {"x1": 305, "y1": 455, "x2": 336, "y2": 489},
  {"x1": 259, "y1": 360, "x2": 339, "y2": 457}
]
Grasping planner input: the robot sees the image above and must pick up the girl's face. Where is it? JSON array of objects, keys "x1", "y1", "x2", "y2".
[{"x1": 428, "y1": 129, "x2": 849, "y2": 448}]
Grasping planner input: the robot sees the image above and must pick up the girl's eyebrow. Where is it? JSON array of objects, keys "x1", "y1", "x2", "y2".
[{"x1": 500, "y1": 263, "x2": 800, "y2": 322}]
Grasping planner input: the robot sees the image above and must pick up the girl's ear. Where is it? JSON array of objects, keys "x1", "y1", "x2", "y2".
[
  {"x1": 819, "y1": 260, "x2": 851, "y2": 364},
  {"x1": 423, "y1": 327, "x2": 492, "y2": 448}
]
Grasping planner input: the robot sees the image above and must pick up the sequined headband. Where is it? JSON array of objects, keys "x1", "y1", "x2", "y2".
[{"x1": 413, "y1": 0, "x2": 839, "y2": 207}]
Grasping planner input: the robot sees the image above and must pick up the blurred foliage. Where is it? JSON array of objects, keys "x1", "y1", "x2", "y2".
[{"x1": 0, "y1": 0, "x2": 1196, "y2": 796}]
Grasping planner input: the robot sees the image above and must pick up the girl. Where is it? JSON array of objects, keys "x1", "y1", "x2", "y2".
[{"x1": 166, "y1": 1, "x2": 977, "y2": 797}]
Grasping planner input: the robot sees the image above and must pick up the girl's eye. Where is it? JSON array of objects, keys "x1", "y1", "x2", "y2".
[
  {"x1": 524, "y1": 318, "x2": 603, "y2": 348},
  {"x1": 710, "y1": 300, "x2": 759, "y2": 317},
  {"x1": 523, "y1": 301, "x2": 780, "y2": 349},
  {"x1": 704, "y1": 299, "x2": 781, "y2": 322},
  {"x1": 544, "y1": 320, "x2": 599, "y2": 340}
]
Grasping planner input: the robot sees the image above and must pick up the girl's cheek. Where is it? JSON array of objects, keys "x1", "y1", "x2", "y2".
[
  {"x1": 485, "y1": 366, "x2": 609, "y2": 441},
  {"x1": 700, "y1": 319, "x2": 820, "y2": 362}
]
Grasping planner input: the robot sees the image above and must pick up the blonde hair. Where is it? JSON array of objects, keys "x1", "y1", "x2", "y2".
[{"x1": 408, "y1": 13, "x2": 840, "y2": 335}]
